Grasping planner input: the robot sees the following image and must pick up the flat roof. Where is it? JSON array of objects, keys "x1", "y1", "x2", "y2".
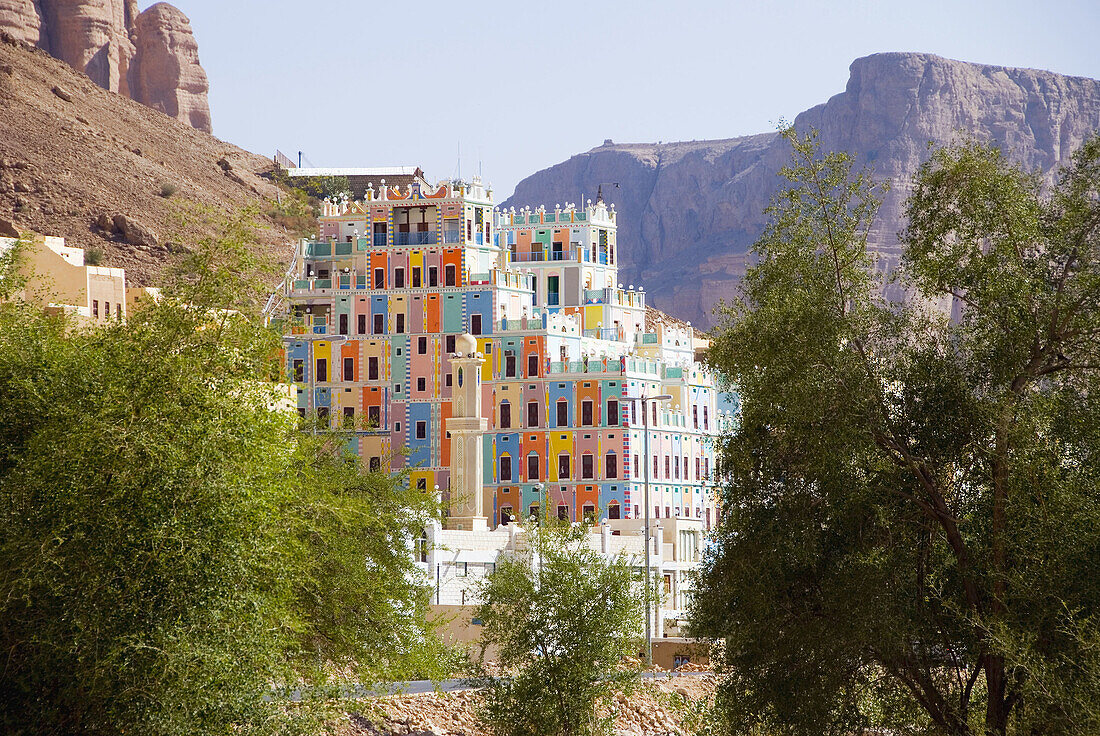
[{"x1": 286, "y1": 167, "x2": 421, "y2": 177}]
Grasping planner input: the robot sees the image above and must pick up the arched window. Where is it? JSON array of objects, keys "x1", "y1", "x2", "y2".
[
  {"x1": 608, "y1": 502, "x2": 621, "y2": 520},
  {"x1": 500, "y1": 506, "x2": 513, "y2": 526},
  {"x1": 527, "y1": 453, "x2": 540, "y2": 481},
  {"x1": 581, "y1": 453, "x2": 594, "y2": 479},
  {"x1": 607, "y1": 398, "x2": 619, "y2": 426},
  {"x1": 499, "y1": 454, "x2": 512, "y2": 482}
]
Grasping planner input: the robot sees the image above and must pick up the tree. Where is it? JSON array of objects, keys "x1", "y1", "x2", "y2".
[
  {"x1": 0, "y1": 222, "x2": 451, "y2": 736},
  {"x1": 473, "y1": 518, "x2": 645, "y2": 736},
  {"x1": 691, "y1": 129, "x2": 1100, "y2": 736}
]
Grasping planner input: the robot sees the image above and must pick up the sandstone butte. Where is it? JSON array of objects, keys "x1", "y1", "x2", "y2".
[
  {"x1": 0, "y1": 0, "x2": 211, "y2": 132},
  {"x1": 504, "y1": 53, "x2": 1100, "y2": 328}
]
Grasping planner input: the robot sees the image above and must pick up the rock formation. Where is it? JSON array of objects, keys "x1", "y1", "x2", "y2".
[
  {"x1": 504, "y1": 53, "x2": 1100, "y2": 327},
  {"x1": 0, "y1": 0, "x2": 211, "y2": 132},
  {"x1": 130, "y1": 3, "x2": 209, "y2": 133}
]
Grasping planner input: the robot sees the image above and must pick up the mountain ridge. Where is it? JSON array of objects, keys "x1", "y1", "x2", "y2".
[{"x1": 504, "y1": 52, "x2": 1100, "y2": 327}]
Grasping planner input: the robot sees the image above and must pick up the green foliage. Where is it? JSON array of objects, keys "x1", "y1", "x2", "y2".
[
  {"x1": 692, "y1": 129, "x2": 1100, "y2": 736},
  {"x1": 473, "y1": 519, "x2": 644, "y2": 736},
  {"x1": 268, "y1": 186, "x2": 319, "y2": 239},
  {"x1": 0, "y1": 233, "x2": 28, "y2": 299},
  {"x1": 0, "y1": 222, "x2": 451, "y2": 736},
  {"x1": 84, "y1": 244, "x2": 103, "y2": 265},
  {"x1": 160, "y1": 181, "x2": 178, "y2": 198}
]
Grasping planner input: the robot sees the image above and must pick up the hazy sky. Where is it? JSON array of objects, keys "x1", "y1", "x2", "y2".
[{"x1": 147, "y1": 0, "x2": 1100, "y2": 196}]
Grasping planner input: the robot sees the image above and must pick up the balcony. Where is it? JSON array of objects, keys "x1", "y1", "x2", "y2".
[
  {"x1": 394, "y1": 231, "x2": 437, "y2": 246},
  {"x1": 511, "y1": 251, "x2": 546, "y2": 263},
  {"x1": 373, "y1": 233, "x2": 387, "y2": 247},
  {"x1": 443, "y1": 230, "x2": 462, "y2": 244}
]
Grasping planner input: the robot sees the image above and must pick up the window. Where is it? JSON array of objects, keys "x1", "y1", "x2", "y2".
[
  {"x1": 373, "y1": 313, "x2": 384, "y2": 334},
  {"x1": 652, "y1": 403, "x2": 658, "y2": 425},
  {"x1": 695, "y1": 457, "x2": 701, "y2": 479},
  {"x1": 394, "y1": 268, "x2": 405, "y2": 288},
  {"x1": 557, "y1": 505, "x2": 569, "y2": 521},
  {"x1": 317, "y1": 406, "x2": 329, "y2": 425},
  {"x1": 703, "y1": 406, "x2": 709, "y2": 430},
  {"x1": 445, "y1": 335, "x2": 456, "y2": 353},
  {"x1": 558, "y1": 454, "x2": 570, "y2": 479},
  {"x1": 415, "y1": 531, "x2": 428, "y2": 562},
  {"x1": 417, "y1": 477, "x2": 427, "y2": 491},
  {"x1": 547, "y1": 275, "x2": 559, "y2": 306},
  {"x1": 116, "y1": 303, "x2": 121, "y2": 319},
  {"x1": 445, "y1": 374, "x2": 452, "y2": 387},
  {"x1": 374, "y1": 268, "x2": 384, "y2": 289},
  {"x1": 417, "y1": 377, "x2": 426, "y2": 392},
  {"x1": 675, "y1": 455, "x2": 681, "y2": 479},
  {"x1": 105, "y1": 302, "x2": 110, "y2": 317},
  {"x1": 336, "y1": 313, "x2": 347, "y2": 335},
  {"x1": 527, "y1": 454, "x2": 540, "y2": 481},
  {"x1": 418, "y1": 336, "x2": 428, "y2": 354},
  {"x1": 665, "y1": 456, "x2": 671, "y2": 479},
  {"x1": 500, "y1": 402, "x2": 511, "y2": 429},
  {"x1": 428, "y1": 266, "x2": 438, "y2": 287},
  {"x1": 394, "y1": 422, "x2": 401, "y2": 432},
  {"x1": 665, "y1": 506, "x2": 671, "y2": 519},
  {"x1": 316, "y1": 358, "x2": 327, "y2": 382},
  {"x1": 415, "y1": 421, "x2": 427, "y2": 439},
  {"x1": 705, "y1": 457, "x2": 710, "y2": 477},
  {"x1": 412, "y1": 267, "x2": 421, "y2": 288},
  {"x1": 607, "y1": 399, "x2": 619, "y2": 426},
  {"x1": 582, "y1": 399, "x2": 593, "y2": 426},
  {"x1": 471, "y1": 313, "x2": 482, "y2": 335},
  {"x1": 528, "y1": 353, "x2": 538, "y2": 376},
  {"x1": 368, "y1": 357, "x2": 379, "y2": 380},
  {"x1": 367, "y1": 405, "x2": 380, "y2": 426},
  {"x1": 92, "y1": 299, "x2": 99, "y2": 318},
  {"x1": 394, "y1": 383, "x2": 401, "y2": 393},
  {"x1": 292, "y1": 359, "x2": 304, "y2": 382},
  {"x1": 445, "y1": 264, "x2": 456, "y2": 286},
  {"x1": 608, "y1": 502, "x2": 621, "y2": 520},
  {"x1": 527, "y1": 402, "x2": 539, "y2": 427},
  {"x1": 582, "y1": 454, "x2": 594, "y2": 479},
  {"x1": 606, "y1": 453, "x2": 618, "y2": 479},
  {"x1": 556, "y1": 401, "x2": 568, "y2": 427},
  {"x1": 582, "y1": 505, "x2": 597, "y2": 524},
  {"x1": 529, "y1": 503, "x2": 540, "y2": 520},
  {"x1": 653, "y1": 455, "x2": 659, "y2": 477},
  {"x1": 342, "y1": 406, "x2": 355, "y2": 427},
  {"x1": 631, "y1": 401, "x2": 637, "y2": 424},
  {"x1": 358, "y1": 314, "x2": 367, "y2": 334},
  {"x1": 684, "y1": 455, "x2": 689, "y2": 480},
  {"x1": 693, "y1": 405, "x2": 699, "y2": 429},
  {"x1": 634, "y1": 455, "x2": 640, "y2": 477},
  {"x1": 369, "y1": 456, "x2": 381, "y2": 472},
  {"x1": 505, "y1": 355, "x2": 516, "y2": 377},
  {"x1": 396, "y1": 313, "x2": 405, "y2": 333},
  {"x1": 500, "y1": 455, "x2": 512, "y2": 481},
  {"x1": 343, "y1": 357, "x2": 354, "y2": 381}
]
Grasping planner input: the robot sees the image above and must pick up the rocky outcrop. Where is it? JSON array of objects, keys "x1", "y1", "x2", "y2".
[
  {"x1": 0, "y1": 0, "x2": 45, "y2": 46},
  {"x1": 0, "y1": 0, "x2": 211, "y2": 131},
  {"x1": 504, "y1": 53, "x2": 1100, "y2": 327},
  {"x1": 130, "y1": 3, "x2": 209, "y2": 132}
]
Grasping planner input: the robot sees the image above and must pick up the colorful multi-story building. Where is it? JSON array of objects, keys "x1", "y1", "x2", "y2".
[{"x1": 277, "y1": 171, "x2": 728, "y2": 534}]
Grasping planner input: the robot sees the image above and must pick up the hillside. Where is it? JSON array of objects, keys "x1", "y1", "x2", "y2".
[
  {"x1": 0, "y1": 32, "x2": 289, "y2": 286},
  {"x1": 504, "y1": 53, "x2": 1100, "y2": 327}
]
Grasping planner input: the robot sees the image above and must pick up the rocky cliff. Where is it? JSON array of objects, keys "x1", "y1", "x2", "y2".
[
  {"x1": 504, "y1": 53, "x2": 1100, "y2": 327},
  {"x1": 0, "y1": 0, "x2": 210, "y2": 132}
]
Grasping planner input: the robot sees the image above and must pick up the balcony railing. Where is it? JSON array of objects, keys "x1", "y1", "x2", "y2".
[
  {"x1": 393, "y1": 231, "x2": 437, "y2": 246},
  {"x1": 511, "y1": 251, "x2": 546, "y2": 262},
  {"x1": 442, "y1": 230, "x2": 462, "y2": 244},
  {"x1": 373, "y1": 233, "x2": 387, "y2": 247}
]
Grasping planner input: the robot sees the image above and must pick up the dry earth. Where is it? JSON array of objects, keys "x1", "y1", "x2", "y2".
[
  {"x1": 0, "y1": 32, "x2": 293, "y2": 285},
  {"x1": 342, "y1": 674, "x2": 715, "y2": 736}
]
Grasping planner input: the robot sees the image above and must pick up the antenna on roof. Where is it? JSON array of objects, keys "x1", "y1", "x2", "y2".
[{"x1": 454, "y1": 141, "x2": 462, "y2": 183}]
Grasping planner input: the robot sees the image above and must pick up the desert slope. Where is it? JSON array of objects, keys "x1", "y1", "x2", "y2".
[{"x1": 0, "y1": 32, "x2": 289, "y2": 285}]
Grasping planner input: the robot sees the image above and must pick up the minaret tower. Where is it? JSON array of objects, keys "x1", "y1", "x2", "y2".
[{"x1": 445, "y1": 333, "x2": 489, "y2": 531}]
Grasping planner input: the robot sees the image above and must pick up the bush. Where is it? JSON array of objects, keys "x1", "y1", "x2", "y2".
[
  {"x1": 84, "y1": 246, "x2": 103, "y2": 265},
  {"x1": 473, "y1": 519, "x2": 644, "y2": 736},
  {"x1": 160, "y1": 182, "x2": 178, "y2": 198}
]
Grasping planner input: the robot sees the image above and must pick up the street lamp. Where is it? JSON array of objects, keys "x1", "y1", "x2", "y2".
[
  {"x1": 283, "y1": 330, "x2": 347, "y2": 435},
  {"x1": 623, "y1": 393, "x2": 673, "y2": 666}
]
